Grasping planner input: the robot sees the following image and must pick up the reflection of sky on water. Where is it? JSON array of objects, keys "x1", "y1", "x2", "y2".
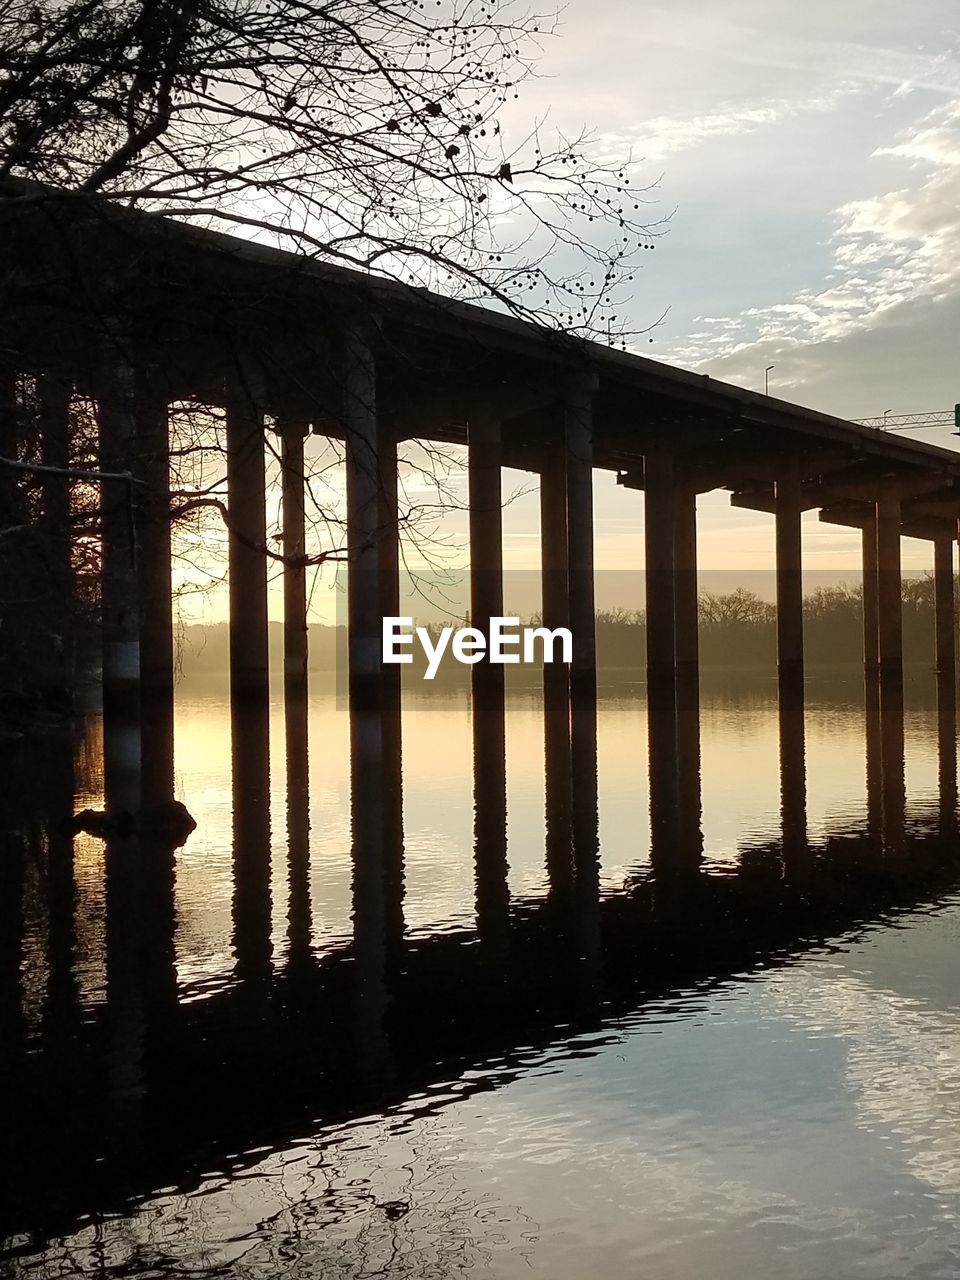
[{"x1": 20, "y1": 900, "x2": 960, "y2": 1279}]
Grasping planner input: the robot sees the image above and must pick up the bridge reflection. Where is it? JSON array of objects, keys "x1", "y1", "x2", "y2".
[{"x1": 1, "y1": 672, "x2": 959, "y2": 1244}]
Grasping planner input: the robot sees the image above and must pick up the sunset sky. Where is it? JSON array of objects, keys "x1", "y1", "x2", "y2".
[{"x1": 176, "y1": 0, "x2": 960, "y2": 624}]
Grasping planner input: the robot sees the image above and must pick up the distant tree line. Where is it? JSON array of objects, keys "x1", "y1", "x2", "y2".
[
  {"x1": 171, "y1": 580, "x2": 946, "y2": 680},
  {"x1": 591, "y1": 582, "x2": 941, "y2": 670}
]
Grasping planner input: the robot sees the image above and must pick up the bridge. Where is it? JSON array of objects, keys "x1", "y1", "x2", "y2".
[{"x1": 3, "y1": 184, "x2": 960, "y2": 886}]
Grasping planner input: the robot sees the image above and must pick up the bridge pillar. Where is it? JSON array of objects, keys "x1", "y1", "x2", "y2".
[
  {"x1": 876, "y1": 481, "x2": 903, "y2": 683},
  {"x1": 774, "y1": 462, "x2": 804, "y2": 688},
  {"x1": 469, "y1": 408, "x2": 509, "y2": 947},
  {"x1": 862, "y1": 513, "x2": 879, "y2": 674},
  {"x1": 934, "y1": 534, "x2": 955, "y2": 678},
  {"x1": 344, "y1": 326, "x2": 388, "y2": 961},
  {"x1": 378, "y1": 422, "x2": 404, "y2": 948},
  {"x1": 98, "y1": 360, "x2": 142, "y2": 811},
  {"x1": 674, "y1": 484, "x2": 699, "y2": 680},
  {"x1": 645, "y1": 447, "x2": 677, "y2": 683},
  {"x1": 675, "y1": 485, "x2": 702, "y2": 864},
  {"x1": 137, "y1": 382, "x2": 175, "y2": 808},
  {"x1": 225, "y1": 377, "x2": 271, "y2": 976},
  {"x1": 38, "y1": 376, "x2": 74, "y2": 692},
  {"x1": 644, "y1": 446, "x2": 679, "y2": 865},
  {"x1": 565, "y1": 376, "x2": 600, "y2": 957},
  {"x1": 226, "y1": 379, "x2": 270, "y2": 699},
  {"x1": 280, "y1": 421, "x2": 310, "y2": 701},
  {"x1": 875, "y1": 481, "x2": 905, "y2": 850},
  {"x1": 541, "y1": 448, "x2": 573, "y2": 902},
  {"x1": 99, "y1": 361, "x2": 141, "y2": 709}
]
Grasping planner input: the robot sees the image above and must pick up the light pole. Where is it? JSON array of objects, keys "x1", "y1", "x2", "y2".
[{"x1": 765, "y1": 364, "x2": 775, "y2": 395}]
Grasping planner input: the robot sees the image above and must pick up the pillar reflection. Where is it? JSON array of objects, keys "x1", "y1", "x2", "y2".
[
  {"x1": 778, "y1": 676, "x2": 810, "y2": 883},
  {"x1": 231, "y1": 694, "x2": 273, "y2": 983},
  {"x1": 541, "y1": 450, "x2": 574, "y2": 910},
  {"x1": 285, "y1": 686, "x2": 312, "y2": 972},
  {"x1": 879, "y1": 673, "x2": 906, "y2": 856},
  {"x1": 43, "y1": 730, "x2": 81, "y2": 1048},
  {"x1": 937, "y1": 670, "x2": 957, "y2": 840}
]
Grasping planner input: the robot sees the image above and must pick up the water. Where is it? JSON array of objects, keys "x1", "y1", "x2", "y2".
[{"x1": 3, "y1": 668, "x2": 960, "y2": 1277}]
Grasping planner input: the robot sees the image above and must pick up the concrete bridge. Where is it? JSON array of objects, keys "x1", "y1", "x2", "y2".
[{"x1": 2, "y1": 184, "x2": 960, "y2": 876}]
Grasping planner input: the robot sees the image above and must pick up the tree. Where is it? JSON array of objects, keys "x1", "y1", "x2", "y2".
[
  {"x1": 0, "y1": 0, "x2": 660, "y2": 337},
  {"x1": 0, "y1": 1, "x2": 664, "y2": 714}
]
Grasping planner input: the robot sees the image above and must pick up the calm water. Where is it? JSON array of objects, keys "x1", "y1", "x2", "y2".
[{"x1": 3, "y1": 669, "x2": 960, "y2": 1277}]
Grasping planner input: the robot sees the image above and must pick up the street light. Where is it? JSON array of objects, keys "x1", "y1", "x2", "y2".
[
  {"x1": 882, "y1": 408, "x2": 892, "y2": 431},
  {"x1": 764, "y1": 364, "x2": 775, "y2": 395}
]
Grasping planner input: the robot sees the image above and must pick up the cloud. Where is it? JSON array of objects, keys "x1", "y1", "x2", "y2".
[{"x1": 667, "y1": 100, "x2": 960, "y2": 380}]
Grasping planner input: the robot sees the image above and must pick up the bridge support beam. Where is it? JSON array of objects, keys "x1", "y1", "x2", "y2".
[
  {"x1": 862, "y1": 514, "x2": 879, "y2": 675},
  {"x1": 934, "y1": 534, "x2": 956, "y2": 678},
  {"x1": 775, "y1": 463, "x2": 804, "y2": 689},
  {"x1": 226, "y1": 381, "x2": 270, "y2": 699},
  {"x1": 564, "y1": 377, "x2": 600, "y2": 956},
  {"x1": 469, "y1": 408, "x2": 509, "y2": 948},
  {"x1": 674, "y1": 485, "x2": 699, "y2": 681},
  {"x1": 280, "y1": 421, "x2": 310, "y2": 701},
  {"x1": 644, "y1": 447, "x2": 679, "y2": 865},
  {"x1": 675, "y1": 485, "x2": 702, "y2": 864},
  {"x1": 541, "y1": 448, "x2": 573, "y2": 903},
  {"x1": 876, "y1": 482, "x2": 905, "y2": 851},
  {"x1": 99, "y1": 360, "x2": 143, "y2": 812},
  {"x1": 39, "y1": 376, "x2": 74, "y2": 693},
  {"x1": 876, "y1": 482, "x2": 903, "y2": 684},
  {"x1": 344, "y1": 326, "x2": 388, "y2": 963},
  {"x1": 378, "y1": 423, "x2": 404, "y2": 948},
  {"x1": 137, "y1": 384, "x2": 175, "y2": 807},
  {"x1": 645, "y1": 447, "x2": 677, "y2": 685}
]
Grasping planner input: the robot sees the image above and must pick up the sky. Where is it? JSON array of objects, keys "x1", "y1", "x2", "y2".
[{"x1": 176, "y1": 1, "x2": 960, "y2": 624}]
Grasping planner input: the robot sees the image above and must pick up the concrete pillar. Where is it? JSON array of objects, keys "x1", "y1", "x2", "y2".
[
  {"x1": 876, "y1": 483, "x2": 904, "y2": 852},
  {"x1": 468, "y1": 409, "x2": 508, "y2": 948},
  {"x1": 934, "y1": 535, "x2": 955, "y2": 678},
  {"x1": 934, "y1": 520, "x2": 959, "y2": 838},
  {"x1": 225, "y1": 380, "x2": 269, "y2": 697},
  {"x1": 774, "y1": 463, "x2": 804, "y2": 685},
  {"x1": 98, "y1": 361, "x2": 141, "y2": 713},
  {"x1": 344, "y1": 326, "x2": 387, "y2": 966},
  {"x1": 862, "y1": 514, "x2": 879, "y2": 674},
  {"x1": 98, "y1": 361, "x2": 142, "y2": 813},
  {"x1": 378, "y1": 423, "x2": 405, "y2": 949},
  {"x1": 644, "y1": 447, "x2": 679, "y2": 865},
  {"x1": 876, "y1": 481, "x2": 902, "y2": 681},
  {"x1": 225, "y1": 377, "x2": 271, "y2": 981},
  {"x1": 644, "y1": 447, "x2": 677, "y2": 682},
  {"x1": 674, "y1": 485, "x2": 702, "y2": 863},
  {"x1": 564, "y1": 376, "x2": 600, "y2": 962},
  {"x1": 137, "y1": 387, "x2": 173, "y2": 699},
  {"x1": 674, "y1": 485, "x2": 699, "y2": 679},
  {"x1": 38, "y1": 376, "x2": 74, "y2": 691},
  {"x1": 136, "y1": 383, "x2": 175, "y2": 808},
  {"x1": 862, "y1": 512, "x2": 882, "y2": 838},
  {"x1": 540, "y1": 449, "x2": 573, "y2": 904},
  {"x1": 280, "y1": 421, "x2": 309, "y2": 700}
]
